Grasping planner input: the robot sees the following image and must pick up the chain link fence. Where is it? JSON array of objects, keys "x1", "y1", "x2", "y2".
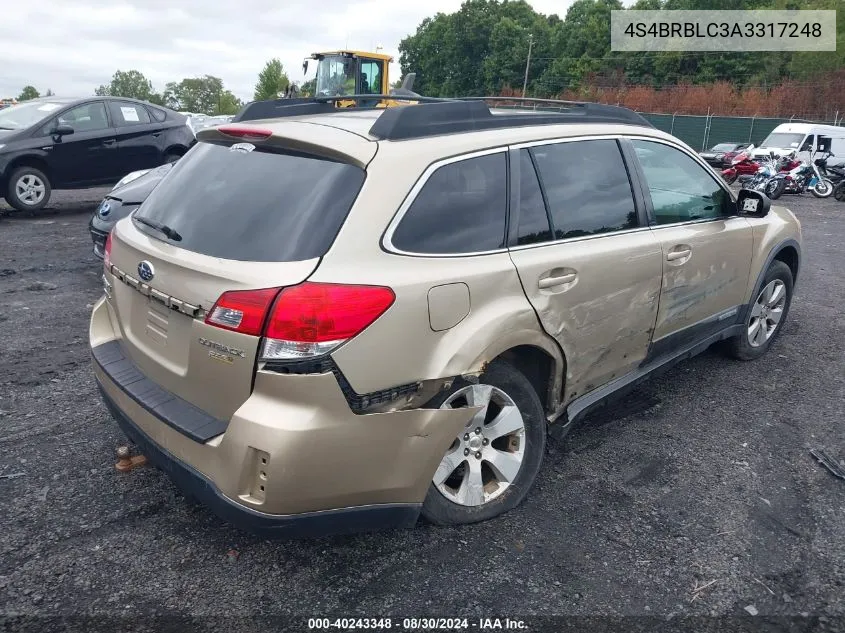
[{"x1": 638, "y1": 112, "x2": 845, "y2": 151}]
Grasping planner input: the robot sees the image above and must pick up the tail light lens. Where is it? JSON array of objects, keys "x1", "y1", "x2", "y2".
[
  {"x1": 104, "y1": 230, "x2": 113, "y2": 269},
  {"x1": 203, "y1": 282, "x2": 395, "y2": 361},
  {"x1": 205, "y1": 287, "x2": 280, "y2": 336}
]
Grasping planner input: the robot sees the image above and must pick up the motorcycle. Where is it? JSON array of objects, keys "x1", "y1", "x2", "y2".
[
  {"x1": 774, "y1": 151, "x2": 832, "y2": 198},
  {"x1": 741, "y1": 153, "x2": 786, "y2": 199},
  {"x1": 721, "y1": 150, "x2": 760, "y2": 185},
  {"x1": 811, "y1": 152, "x2": 843, "y2": 198}
]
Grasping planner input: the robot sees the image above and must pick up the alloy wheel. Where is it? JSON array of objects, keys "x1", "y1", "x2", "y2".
[
  {"x1": 14, "y1": 174, "x2": 46, "y2": 206},
  {"x1": 435, "y1": 384, "x2": 526, "y2": 507},
  {"x1": 748, "y1": 279, "x2": 787, "y2": 347}
]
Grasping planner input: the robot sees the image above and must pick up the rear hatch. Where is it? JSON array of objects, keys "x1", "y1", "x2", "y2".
[{"x1": 104, "y1": 125, "x2": 372, "y2": 423}]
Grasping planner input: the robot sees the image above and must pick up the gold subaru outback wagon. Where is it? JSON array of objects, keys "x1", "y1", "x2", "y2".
[{"x1": 90, "y1": 98, "x2": 802, "y2": 537}]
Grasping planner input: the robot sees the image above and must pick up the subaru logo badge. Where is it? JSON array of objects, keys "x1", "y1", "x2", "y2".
[
  {"x1": 137, "y1": 261, "x2": 155, "y2": 282},
  {"x1": 98, "y1": 201, "x2": 111, "y2": 218}
]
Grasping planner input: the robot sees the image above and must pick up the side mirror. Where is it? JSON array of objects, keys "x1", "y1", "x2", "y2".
[
  {"x1": 53, "y1": 124, "x2": 74, "y2": 136},
  {"x1": 736, "y1": 188, "x2": 771, "y2": 217}
]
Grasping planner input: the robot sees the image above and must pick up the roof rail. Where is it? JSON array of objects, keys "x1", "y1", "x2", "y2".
[
  {"x1": 232, "y1": 94, "x2": 439, "y2": 122},
  {"x1": 369, "y1": 98, "x2": 654, "y2": 141},
  {"x1": 231, "y1": 93, "x2": 654, "y2": 139}
]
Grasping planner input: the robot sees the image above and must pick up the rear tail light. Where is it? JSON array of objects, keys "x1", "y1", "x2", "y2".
[
  {"x1": 104, "y1": 230, "x2": 113, "y2": 269},
  {"x1": 205, "y1": 287, "x2": 280, "y2": 336},
  {"x1": 262, "y1": 283, "x2": 395, "y2": 360},
  {"x1": 203, "y1": 282, "x2": 395, "y2": 361}
]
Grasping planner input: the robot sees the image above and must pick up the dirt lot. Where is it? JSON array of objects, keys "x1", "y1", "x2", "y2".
[{"x1": 0, "y1": 189, "x2": 844, "y2": 630}]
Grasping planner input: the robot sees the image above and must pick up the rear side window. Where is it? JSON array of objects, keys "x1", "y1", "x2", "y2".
[
  {"x1": 109, "y1": 100, "x2": 151, "y2": 126},
  {"x1": 149, "y1": 107, "x2": 167, "y2": 122},
  {"x1": 391, "y1": 152, "x2": 507, "y2": 254},
  {"x1": 133, "y1": 142, "x2": 365, "y2": 262},
  {"x1": 531, "y1": 139, "x2": 638, "y2": 240}
]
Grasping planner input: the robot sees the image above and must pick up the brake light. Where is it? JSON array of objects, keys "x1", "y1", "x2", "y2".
[
  {"x1": 261, "y1": 283, "x2": 395, "y2": 360},
  {"x1": 217, "y1": 124, "x2": 273, "y2": 141},
  {"x1": 104, "y1": 230, "x2": 113, "y2": 269},
  {"x1": 205, "y1": 287, "x2": 281, "y2": 336}
]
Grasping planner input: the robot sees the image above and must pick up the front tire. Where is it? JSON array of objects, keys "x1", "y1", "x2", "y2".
[
  {"x1": 6, "y1": 166, "x2": 51, "y2": 212},
  {"x1": 421, "y1": 360, "x2": 546, "y2": 526},
  {"x1": 811, "y1": 178, "x2": 834, "y2": 198},
  {"x1": 765, "y1": 178, "x2": 786, "y2": 200},
  {"x1": 726, "y1": 260, "x2": 793, "y2": 361}
]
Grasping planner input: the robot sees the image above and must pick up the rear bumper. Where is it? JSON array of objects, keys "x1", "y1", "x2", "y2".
[
  {"x1": 96, "y1": 381, "x2": 420, "y2": 538},
  {"x1": 89, "y1": 296, "x2": 475, "y2": 537}
]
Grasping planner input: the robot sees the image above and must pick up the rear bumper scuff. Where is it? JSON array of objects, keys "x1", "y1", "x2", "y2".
[{"x1": 96, "y1": 381, "x2": 422, "y2": 538}]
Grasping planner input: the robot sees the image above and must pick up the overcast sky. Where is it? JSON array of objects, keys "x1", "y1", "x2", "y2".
[{"x1": 0, "y1": 0, "x2": 585, "y2": 102}]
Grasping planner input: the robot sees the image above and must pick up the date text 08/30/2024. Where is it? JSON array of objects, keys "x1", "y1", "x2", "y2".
[{"x1": 307, "y1": 618, "x2": 528, "y2": 630}]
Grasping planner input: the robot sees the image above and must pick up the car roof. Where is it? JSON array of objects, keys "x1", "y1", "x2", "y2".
[
  {"x1": 251, "y1": 106, "x2": 667, "y2": 145},
  {"x1": 198, "y1": 106, "x2": 679, "y2": 170}
]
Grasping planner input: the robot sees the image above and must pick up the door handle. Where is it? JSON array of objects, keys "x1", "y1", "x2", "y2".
[
  {"x1": 102, "y1": 139, "x2": 116, "y2": 146},
  {"x1": 666, "y1": 248, "x2": 692, "y2": 261},
  {"x1": 538, "y1": 272, "x2": 577, "y2": 289},
  {"x1": 152, "y1": 132, "x2": 161, "y2": 137}
]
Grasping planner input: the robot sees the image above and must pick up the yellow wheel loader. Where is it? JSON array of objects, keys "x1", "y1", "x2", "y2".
[{"x1": 233, "y1": 50, "x2": 419, "y2": 122}]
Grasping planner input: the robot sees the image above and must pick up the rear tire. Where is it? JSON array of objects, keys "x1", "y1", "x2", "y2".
[
  {"x1": 726, "y1": 260, "x2": 793, "y2": 361},
  {"x1": 6, "y1": 166, "x2": 51, "y2": 212},
  {"x1": 420, "y1": 360, "x2": 546, "y2": 526}
]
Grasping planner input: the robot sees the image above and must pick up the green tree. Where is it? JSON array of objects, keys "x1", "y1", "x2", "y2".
[
  {"x1": 95, "y1": 69, "x2": 160, "y2": 102},
  {"x1": 300, "y1": 78, "x2": 317, "y2": 96},
  {"x1": 254, "y1": 58, "x2": 290, "y2": 101},
  {"x1": 17, "y1": 86, "x2": 40, "y2": 101},
  {"x1": 163, "y1": 76, "x2": 240, "y2": 114}
]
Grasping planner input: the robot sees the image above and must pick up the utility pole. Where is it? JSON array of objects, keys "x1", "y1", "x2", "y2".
[{"x1": 522, "y1": 33, "x2": 534, "y2": 98}]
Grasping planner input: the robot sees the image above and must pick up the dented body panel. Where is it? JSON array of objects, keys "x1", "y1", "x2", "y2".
[
  {"x1": 508, "y1": 229, "x2": 663, "y2": 404},
  {"x1": 650, "y1": 217, "x2": 753, "y2": 345}
]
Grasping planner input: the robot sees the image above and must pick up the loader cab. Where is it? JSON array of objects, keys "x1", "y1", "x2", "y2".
[{"x1": 304, "y1": 51, "x2": 392, "y2": 106}]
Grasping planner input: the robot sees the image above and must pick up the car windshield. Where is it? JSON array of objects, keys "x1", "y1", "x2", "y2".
[
  {"x1": 760, "y1": 133, "x2": 805, "y2": 149},
  {"x1": 315, "y1": 55, "x2": 357, "y2": 97},
  {"x1": 0, "y1": 101, "x2": 65, "y2": 130},
  {"x1": 710, "y1": 143, "x2": 736, "y2": 152}
]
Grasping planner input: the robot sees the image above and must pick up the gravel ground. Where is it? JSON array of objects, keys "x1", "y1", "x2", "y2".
[{"x1": 0, "y1": 189, "x2": 844, "y2": 631}]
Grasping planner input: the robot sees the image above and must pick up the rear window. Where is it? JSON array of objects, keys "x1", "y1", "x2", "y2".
[
  {"x1": 132, "y1": 142, "x2": 365, "y2": 262},
  {"x1": 390, "y1": 152, "x2": 507, "y2": 254}
]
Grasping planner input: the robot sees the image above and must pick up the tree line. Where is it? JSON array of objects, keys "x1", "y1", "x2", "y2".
[
  {"x1": 12, "y1": 58, "x2": 312, "y2": 115},
  {"x1": 399, "y1": 0, "x2": 845, "y2": 118}
]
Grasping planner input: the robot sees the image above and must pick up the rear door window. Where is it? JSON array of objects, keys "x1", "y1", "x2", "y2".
[
  {"x1": 132, "y1": 142, "x2": 365, "y2": 262},
  {"x1": 390, "y1": 152, "x2": 507, "y2": 255},
  {"x1": 530, "y1": 139, "x2": 638, "y2": 239},
  {"x1": 109, "y1": 100, "x2": 152, "y2": 126},
  {"x1": 516, "y1": 149, "x2": 552, "y2": 245}
]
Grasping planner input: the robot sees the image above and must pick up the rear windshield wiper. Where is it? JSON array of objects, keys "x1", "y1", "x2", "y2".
[{"x1": 133, "y1": 215, "x2": 183, "y2": 242}]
